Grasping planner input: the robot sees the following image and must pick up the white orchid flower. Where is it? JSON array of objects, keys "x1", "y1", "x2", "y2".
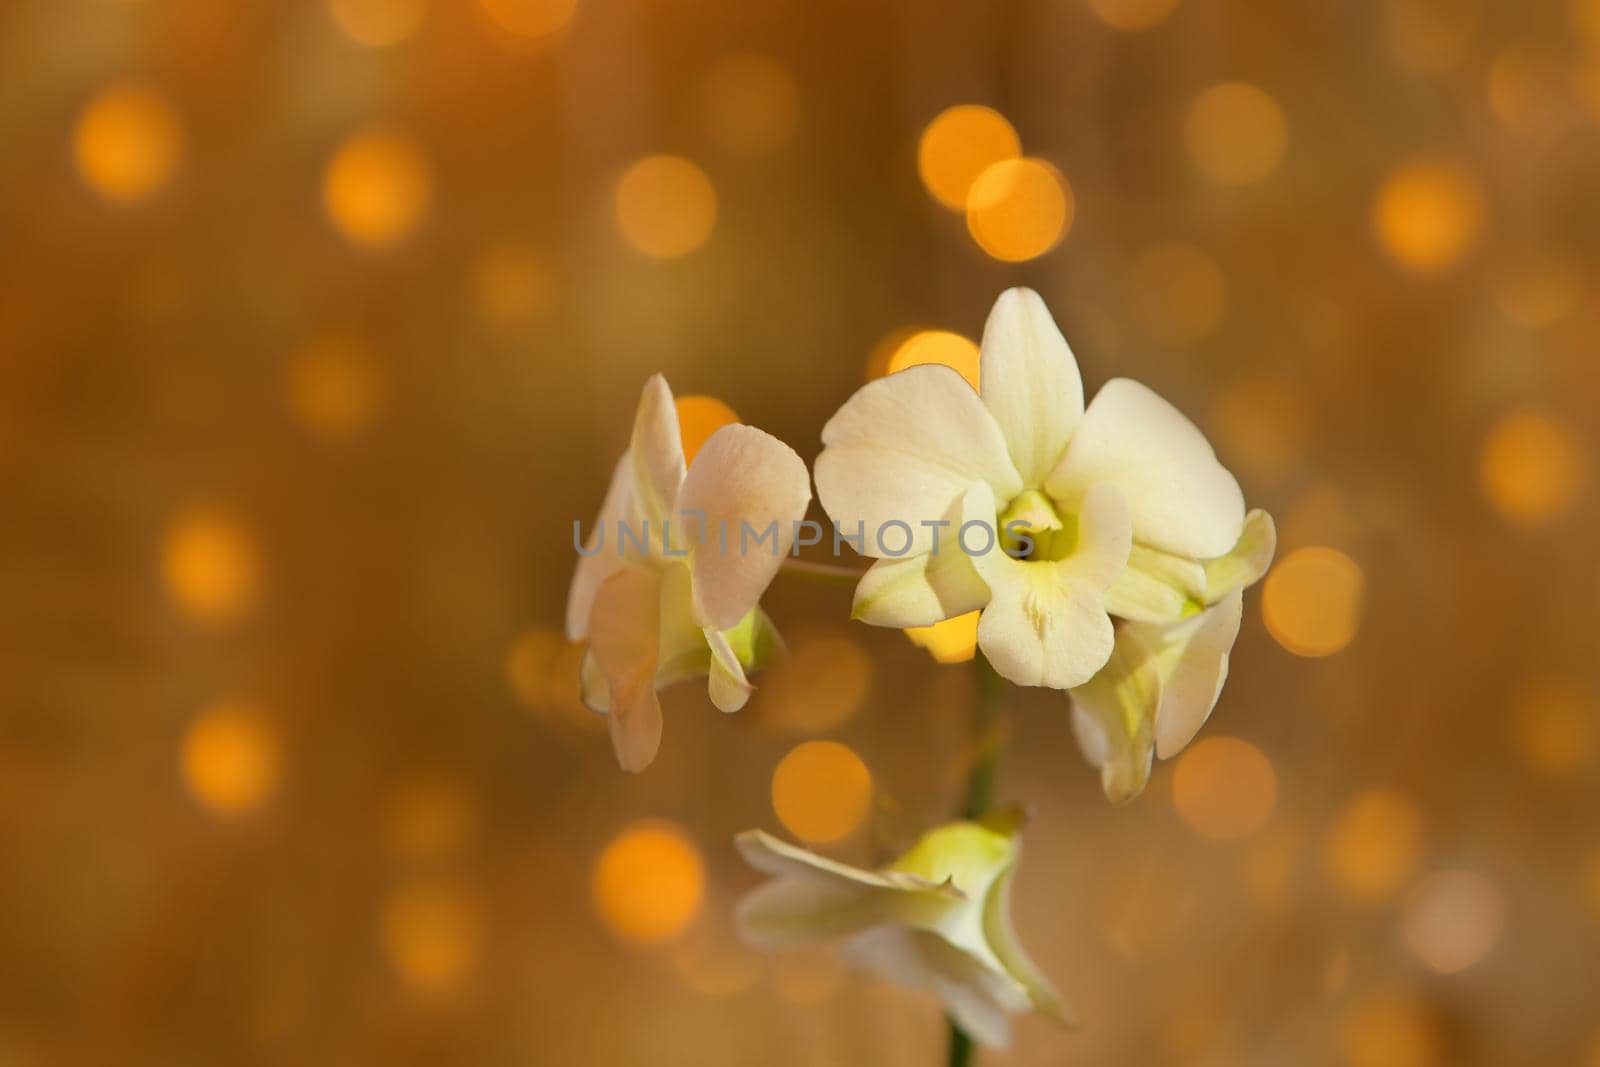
[
  {"x1": 816, "y1": 286, "x2": 1246, "y2": 690},
  {"x1": 735, "y1": 811, "x2": 1071, "y2": 1048},
  {"x1": 566, "y1": 375, "x2": 811, "y2": 772},
  {"x1": 1070, "y1": 510, "x2": 1276, "y2": 802}
]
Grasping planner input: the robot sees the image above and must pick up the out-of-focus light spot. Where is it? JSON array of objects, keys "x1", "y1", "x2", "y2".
[
  {"x1": 1491, "y1": 250, "x2": 1582, "y2": 328},
  {"x1": 387, "y1": 779, "x2": 478, "y2": 863},
  {"x1": 772, "y1": 947, "x2": 845, "y2": 1004},
  {"x1": 758, "y1": 634, "x2": 873, "y2": 733},
  {"x1": 905, "y1": 611, "x2": 980, "y2": 664},
  {"x1": 1170, "y1": 737, "x2": 1275, "y2": 841},
  {"x1": 1488, "y1": 46, "x2": 1566, "y2": 133},
  {"x1": 675, "y1": 395, "x2": 740, "y2": 467},
  {"x1": 1185, "y1": 83, "x2": 1288, "y2": 187},
  {"x1": 182, "y1": 702, "x2": 281, "y2": 816},
  {"x1": 478, "y1": 0, "x2": 576, "y2": 39},
  {"x1": 771, "y1": 740, "x2": 871, "y2": 843},
  {"x1": 1127, "y1": 243, "x2": 1227, "y2": 345},
  {"x1": 330, "y1": 0, "x2": 427, "y2": 46},
  {"x1": 380, "y1": 878, "x2": 484, "y2": 991},
  {"x1": 472, "y1": 244, "x2": 552, "y2": 328},
  {"x1": 1374, "y1": 161, "x2": 1484, "y2": 273},
  {"x1": 966, "y1": 158, "x2": 1072, "y2": 263},
  {"x1": 1402, "y1": 869, "x2": 1505, "y2": 973},
  {"x1": 670, "y1": 927, "x2": 763, "y2": 997},
  {"x1": 1088, "y1": 0, "x2": 1180, "y2": 31},
  {"x1": 322, "y1": 127, "x2": 431, "y2": 249},
  {"x1": 1207, "y1": 377, "x2": 1310, "y2": 486},
  {"x1": 505, "y1": 628, "x2": 604, "y2": 732},
  {"x1": 1479, "y1": 409, "x2": 1587, "y2": 526},
  {"x1": 700, "y1": 53, "x2": 799, "y2": 157},
  {"x1": 163, "y1": 508, "x2": 261, "y2": 624},
  {"x1": 886, "y1": 330, "x2": 981, "y2": 390},
  {"x1": 865, "y1": 326, "x2": 923, "y2": 381},
  {"x1": 1262, "y1": 546, "x2": 1364, "y2": 658},
  {"x1": 592, "y1": 820, "x2": 705, "y2": 946},
  {"x1": 1323, "y1": 788, "x2": 1424, "y2": 900},
  {"x1": 74, "y1": 84, "x2": 183, "y2": 203},
  {"x1": 1343, "y1": 993, "x2": 1441, "y2": 1067},
  {"x1": 1511, "y1": 679, "x2": 1596, "y2": 778},
  {"x1": 286, "y1": 334, "x2": 385, "y2": 440},
  {"x1": 1384, "y1": 0, "x2": 1479, "y2": 73},
  {"x1": 917, "y1": 105, "x2": 1021, "y2": 211},
  {"x1": 614, "y1": 155, "x2": 717, "y2": 259}
]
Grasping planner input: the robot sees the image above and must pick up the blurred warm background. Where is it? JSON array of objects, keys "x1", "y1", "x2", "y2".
[{"x1": 2, "y1": 0, "x2": 1598, "y2": 1063}]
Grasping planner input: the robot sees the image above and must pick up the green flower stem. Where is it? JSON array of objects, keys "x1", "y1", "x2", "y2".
[{"x1": 948, "y1": 655, "x2": 1008, "y2": 1066}]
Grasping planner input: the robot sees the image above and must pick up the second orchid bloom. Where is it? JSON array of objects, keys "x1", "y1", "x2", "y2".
[{"x1": 567, "y1": 375, "x2": 811, "y2": 772}]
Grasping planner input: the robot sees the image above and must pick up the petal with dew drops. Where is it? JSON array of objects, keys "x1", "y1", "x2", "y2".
[
  {"x1": 630, "y1": 374, "x2": 687, "y2": 526},
  {"x1": 816, "y1": 365, "x2": 1022, "y2": 559},
  {"x1": 966, "y1": 482, "x2": 1131, "y2": 690},
  {"x1": 978, "y1": 288, "x2": 1085, "y2": 486},
  {"x1": 1068, "y1": 628, "x2": 1161, "y2": 804},
  {"x1": 678, "y1": 423, "x2": 812, "y2": 631},
  {"x1": 566, "y1": 453, "x2": 636, "y2": 641},
  {"x1": 1047, "y1": 378, "x2": 1245, "y2": 560},
  {"x1": 588, "y1": 567, "x2": 664, "y2": 772}
]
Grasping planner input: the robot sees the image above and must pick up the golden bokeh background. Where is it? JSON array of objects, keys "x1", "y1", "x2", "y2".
[{"x1": 2, "y1": 0, "x2": 1598, "y2": 1063}]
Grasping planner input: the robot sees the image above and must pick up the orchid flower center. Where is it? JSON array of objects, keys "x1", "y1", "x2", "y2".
[{"x1": 997, "y1": 489, "x2": 1079, "y2": 562}]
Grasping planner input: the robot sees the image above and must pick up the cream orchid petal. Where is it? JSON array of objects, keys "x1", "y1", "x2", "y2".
[
  {"x1": 815, "y1": 364, "x2": 1023, "y2": 558},
  {"x1": 850, "y1": 548, "x2": 991, "y2": 628},
  {"x1": 843, "y1": 927, "x2": 1026, "y2": 1049},
  {"x1": 734, "y1": 830, "x2": 950, "y2": 893},
  {"x1": 629, "y1": 374, "x2": 687, "y2": 527},
  {"x1": 1203, "y1": 508, "x2": 1277, "y2": 602},
  {"x1": 1145, "y1": 590, "x2": 1245, "y2": 760},
  {"x1": 1046, "y1": 378, "x2": 1245, "y2": 560},
  {"x1": 653, "y1": 563, "x2": 711, "y2": 687},
  {"x1": 978, "y1": 287, "x2": 1085, "y2": 486},
  {"x1": 1102, "y1": 543, "x2": 1208, "y2": 624},
  {"x1": 588, "y1": 567, "x2": 664, "y2": 772},
  {"x1": 677, "y1": 423, "x2": 812, "y2": 631},
  {"x1": 736, "y1": 879, "x2": 896, "y2": 949},
  {"x1": 579, "y1": 649, "x2": 611, "y2": 713},
  {"x1": 705, "y1": 628, "x2": 754, "y2": 712},
  {"x1": 967, "y1": 482, "x2": 1131, "y2": 690},
  {"x1": 1068, "y1": 628, "x2": 1162, "y2": 804},
  {"x1": 566, "y1": 453, "x2": 636, "y2": 641},
  {"x1": 982, "y1": 861, "x2": 1075, "y2": 1027}
]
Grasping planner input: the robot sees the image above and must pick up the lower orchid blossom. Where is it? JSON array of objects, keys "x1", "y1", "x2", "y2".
[
  {"x1": 566, "y1": 375, "x2": 811, "y2": 772},
  {"x1": 734, "y1": 812, "x2": 1071, "y2": 1048},
  {"x1": 1070, "y1": 510, "x2": 1277, "y2": 802},
  {"x1": 815, "y1": 287, "x2": 1248, "y2": 692}
]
